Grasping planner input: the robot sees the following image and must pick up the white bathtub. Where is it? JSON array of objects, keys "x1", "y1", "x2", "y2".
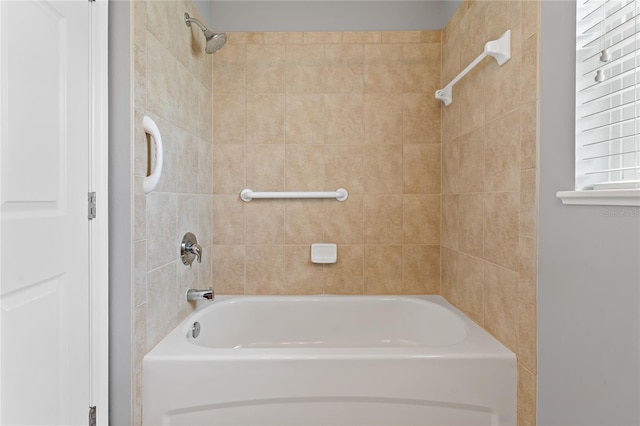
[{"x1": 143, "y1": 295, "x2": 516, "y2": 426}]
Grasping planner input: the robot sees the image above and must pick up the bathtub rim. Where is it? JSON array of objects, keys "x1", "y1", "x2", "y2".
[{"x1": 144, "y1": 295, "x2": 515, "y2": 361}]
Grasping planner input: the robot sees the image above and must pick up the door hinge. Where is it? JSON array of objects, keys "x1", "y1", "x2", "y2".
[
  {"x1": 88, "y1": 192, "x2": 96, "y2": 220},
  {"x1": 89, "y1": 406, "x2": 96, "y2": 426}
]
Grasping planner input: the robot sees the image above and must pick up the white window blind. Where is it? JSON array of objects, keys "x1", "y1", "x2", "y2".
[{"x1": 575, "y1": 0, "x2": 639, "y2": 190}]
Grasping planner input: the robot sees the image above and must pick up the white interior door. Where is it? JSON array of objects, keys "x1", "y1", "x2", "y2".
[{"x1": 0, "y1": 1, "x2": 91, "y2": 424}]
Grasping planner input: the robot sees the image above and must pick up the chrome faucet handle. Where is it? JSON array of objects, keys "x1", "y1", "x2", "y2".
[
  {"x1": 190, "y1": 242, "x2": 202, "y2": 263},
  {"x1": 186, "y1": 287, "x2": 214, "y2": 302},
  {"x1": 181, "y1": 232, "x2": 202, "y2": 266}
]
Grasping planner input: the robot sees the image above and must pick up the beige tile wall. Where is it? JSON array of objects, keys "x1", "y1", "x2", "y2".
[
  {"x1": 131, "y1": 1, "x2": 213, "y2": 424},
  {"x1": 211, "y1": 31, "x2": 443, "y2": 295},
  {"x1": 440, "y1": 1, "x2": 539, "y2": 425},
  {"x1": 130, "y1": 5, "x2": 535, "y2": 423}
]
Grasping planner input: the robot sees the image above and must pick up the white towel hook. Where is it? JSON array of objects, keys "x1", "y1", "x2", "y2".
[{"x1": 436, "y1": 30, "x2": 511, "y2": 106}]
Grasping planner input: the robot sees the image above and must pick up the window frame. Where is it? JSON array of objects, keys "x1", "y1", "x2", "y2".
[{"x1": 557, "y1": 0, "x2": 639, "y2": 206}]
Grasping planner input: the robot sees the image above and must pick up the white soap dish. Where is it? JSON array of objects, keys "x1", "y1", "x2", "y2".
[{"x1": 311, "y1": 244, "x2": 337, "y2": 264}]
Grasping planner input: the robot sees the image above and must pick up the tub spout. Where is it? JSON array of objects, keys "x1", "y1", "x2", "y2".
[{"x1": 186, "y1": 287, "x2": 214, "y2": 302}]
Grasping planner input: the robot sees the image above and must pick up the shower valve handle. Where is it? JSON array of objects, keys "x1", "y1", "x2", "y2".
[
  {"x1": 186, "y1": 242, "x2": 202, "y2": 263},
  {"x1": 181, "y1": 232, "x2": 202, "y2": 266}
]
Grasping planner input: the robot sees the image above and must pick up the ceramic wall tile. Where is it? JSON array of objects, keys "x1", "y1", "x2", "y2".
[
  {"x1": 133, "y1": 1, "x2": 214, "y2": 415},
  {"x1": 285, "y1": 94, "x2": 325, "y2": 145},
  {"x1": 522, "y1": 1, "x2": 541, "y2": 40},
  {"x1": 520, "y1": 169, "x2": 537, "y2": 237},
  {"x1": 403, "y1": 43, "x2": 441, "y2": 93},
  {"x1": 382, "y1": 31, "x2": 421, "y2": 43},
  {"x1": 146, "y1": 193, "x2": 178, "y2": 270},
  {"x1": 246, "y1": 95, "x2": 285, "y2": 144},
  {"x1": 420, "y1": 31, "x2": 441, "y2": 43},
  {"x1": 454, "y1": 252, "x2": 485, "y2": 325},
  {"x1": 440, "y1": 4, "x2": 539, "y2": 420},
  {"x1": 324, "y1": 145, "x2": 364, "y2": 194},
  {"x1": 363, "y1": 245, "x2": 403, "y2": 294},
  {"x1": 211, "y1": 245, "x2": 245, "y2": 294},
  {"x1": 364, "y1": 94, "x2": 403, "y2": 145},
  {"x1": 285, "y1": 145, "x2": 324, "y2": 191},
  {"x1": 208, "y1": 32, "x2": 443, "y2": 300},
  {"x1": 483, "y1": 262, "x2": 519, "y2": 352},
  {"x1": 245, "y1": 200, "x2": 285, "y2": 245},
  {"x1": 324, "y1": 44, "x2": 364, "y2": 94},
  {"x1": 403, "y1": 93, "x2": 441, "y2": 144},
  {"x1": 212, "y1": 94, "x2": 246, "y2": 144},
  {"x1": 212, "y1": 196, "x2": 244, "y2": 245},
  {"x1": 304, "y1": 32, "x2": 342, "y2": 44},
  {"x1": 441, "y1": 194, "x2": 459, "y2": 250},
  {"x1": 245, "y1": 245, "x2": 285, "y2": 294},
  {"x1": 521, "y1": 33, "x2": 539, "y2": 103},
  {"x1": 403, "y1": 144, "x2": 441, "y2": 194},
  {"x1": 247, "y1": 45, "x2": 285, "y2": 94},
  {"x1": 285, "y1": 200, "x2": 325, "y2": 244},
  {"x1": 323, "y1": 194, "x2": 364, "y2": 244},
  {"x1": 146, "y1": 262, "x2": 177, "y2": 349},
  {"x1": 484, "y1": 110, "x2": 521, "y2": 192},
  {"x1": 484, "y1": 192, "x2": 520, "y2": 271},
  {"x1": 134, "y1": 241, "x2": 147, "y2": 307},
  {"x1": 403, "y1": 194, "x2": 441, "y2": 245},
  {"x1": 519, "y1": 300, "x2": 537, "y2": 374},
  {"x1": 245, "y1": 144, "x2": 285, "y2": 191},
  {"x1": 343, "y1": 32, "x2": 381, "y2": 44},
  {"x1": 146, "y1": 32, "x2": 179, "y2": 124},
  {"x1": 518, "y1": 364, "x2": 537, "y2": 426},
  {"x1": 286, "y1": 44, "x2": 325, "y2": 94},
  {"x1": 521, "y1": 101, "x2": 538, "y2": 171},
  {"x1": 228, "y1": 32, "x2": 265, "y2": 45},
  {"x1": 213, "y1": 44, "x2": 247, "y2": 94},
  {"x1": 363, "y1": 195, "x2": 403, "y2": 244},
  {"x1": 457, "y1": 127, "x2": 485, "y2": 193},
  {"x1": 212, "y1": 144, "x2": 245, "y2": 195},
  {"x1": 402, "y1": 245, "x2": 441, "y2": 294},
  {"x1": 325, "y1": 94, "x2": 364, "y2": 144},
  {"x1": 363, "y1": 145, "x2": 403, "y2": 194},
  {"x1": 519, "y1": 236, "x2": 537, "y2": 304},
  {"x1": 264, "y1": 32, "x2": 304, "y2": 44},
  {"x1": 324, "y1": 245, "x2": 364, "y2": 294},
  {"x1": 364, "y1": 44, "x2": 404, "y2": 93},
  {"x1": 457, "y1": 193, "x2": 484, "y2": 258},
  {"x1": 284, "y1": 245, "x2": 325, "y2": 294}
]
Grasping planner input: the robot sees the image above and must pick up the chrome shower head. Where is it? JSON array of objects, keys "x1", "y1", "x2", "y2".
[
  {"x1": 184, "y1": 12, "x2": 227, "y2": 54},
  {"x1": 204, "y1": 31, "x2": 227, "y2": 54}
]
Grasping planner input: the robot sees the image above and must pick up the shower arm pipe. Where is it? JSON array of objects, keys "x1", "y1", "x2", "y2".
[
  {"x1": 240, "y1": 188, "x2": 349, "y2": 202},
  {"x1": 435, "y1": 30, "x2": 511, "y2": 106},
  {"x1": 185, "y1": 14, "x2": 209, "y2": 32}
]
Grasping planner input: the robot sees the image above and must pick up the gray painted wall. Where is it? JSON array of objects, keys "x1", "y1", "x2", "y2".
[
  {"x1": 538, "y1": 1, "x2": 640, "y2": 424},
  {"x1": 108, "y1": 1, "x2": 132, "y2": 425},
  {"x1": 195, "y1": 0, "x2": 460, "y2": 31}
]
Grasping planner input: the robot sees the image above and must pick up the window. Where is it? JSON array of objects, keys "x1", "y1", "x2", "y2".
[{"x1": 558, "y1": 0, "x2": 640, "y2": 205}]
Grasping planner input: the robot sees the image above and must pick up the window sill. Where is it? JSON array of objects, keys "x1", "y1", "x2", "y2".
[{"x1": 556, "y1": 189, "x2": 640, "y2": 206}]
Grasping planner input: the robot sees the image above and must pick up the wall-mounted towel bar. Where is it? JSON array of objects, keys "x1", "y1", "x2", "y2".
[
  {"x1": 435, "y1": 30, "x2": 511, "y2": 106},
  {"x1": 240, "y1": 188, "x2": 349, "y2": 202}
]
